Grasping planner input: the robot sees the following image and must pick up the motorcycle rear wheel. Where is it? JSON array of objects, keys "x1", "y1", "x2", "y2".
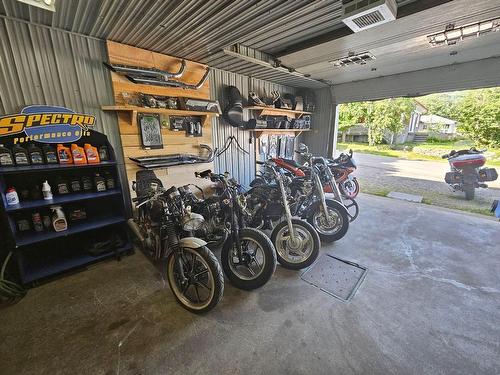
[
  {"x1": 308, "y1": 199, "x2": 349, "y2": 243},
  {"x1": 464, "y1": 184, "x2": 475, "y2": 200},
  {"x1": 221, "y1": 228, "x2": 277, "y2": 290},
  {"x1": 271, "y1": 218, "x2": 320, "y2": 270},
  {"x1": 167, "y1": 246, "x2": 224, "y2": 313}
]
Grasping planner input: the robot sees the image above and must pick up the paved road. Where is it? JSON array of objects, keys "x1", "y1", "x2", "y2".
[{"x1": 350, "y1": 152, "x2": 500, "y2": 214}]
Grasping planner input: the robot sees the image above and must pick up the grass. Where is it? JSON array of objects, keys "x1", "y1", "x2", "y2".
[{"x1": 338, "y1": 141, "x2": 500, "y2": 166}]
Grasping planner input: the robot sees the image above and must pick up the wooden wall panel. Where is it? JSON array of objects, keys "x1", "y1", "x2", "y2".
[{"x1": 106, "y1": 41, "x2": 215, "y2": 196}]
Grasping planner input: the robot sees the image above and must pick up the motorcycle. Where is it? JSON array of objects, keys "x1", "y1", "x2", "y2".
[
  {"x1": 245, "y1": 160, "x2": 320, "y2": 269},
  {"x1": 442, "y1": 148, "x2": 498, "y2": 200},
  {"x1": 326, "y1": 149, "x2": 359, "y2": 199},
  {"x1": 193, "y1": 170, "x2": 277, "y2": 290},
  {"x1": 128, "y1": 173, "x2": 224, "y2": 313}
]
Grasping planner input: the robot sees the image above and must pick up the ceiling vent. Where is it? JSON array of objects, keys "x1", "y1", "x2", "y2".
[{"x1": 342, "y1": 0, "x2": 397, "y2": 32}]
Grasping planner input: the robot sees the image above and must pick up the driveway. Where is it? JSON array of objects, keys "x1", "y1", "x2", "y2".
[
  {"x1": 1, "y1": 194, "x2": 499, "y2": 375},
  {"x1": 351, "y1": 153, "x2": 500, "y2": 215}
]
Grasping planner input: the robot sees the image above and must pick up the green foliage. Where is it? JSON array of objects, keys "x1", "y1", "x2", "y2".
[
  {"x1": 419, "y1": 88, "x2": 500, "y2": 147},
  {"x1": 338, "y1": 102, "x2": 369, "y2": 130}
]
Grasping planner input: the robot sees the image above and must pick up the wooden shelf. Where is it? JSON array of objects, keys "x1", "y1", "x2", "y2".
[
  {"x1": 245, "y1": 106, "x2": 312, "y2": 118},
  {"x1": 249, "y1": 128, "x2": 310, "y2": 138},
  {"x1": 101, "y1": 105, "x2": 219, "y2": 117}
]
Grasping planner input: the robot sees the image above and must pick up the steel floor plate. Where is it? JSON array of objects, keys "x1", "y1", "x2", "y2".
[{"x1": 301, "y1": 254, "x2": 367, "y2": 301}]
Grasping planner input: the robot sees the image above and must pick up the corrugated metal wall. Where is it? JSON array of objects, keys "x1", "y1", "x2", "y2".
[
  {"x1": 210, "y1": 69, "x2": 298, "y2": 187},
  {"x1": 0, "y1": 18, "x2": 131, "y2": 207},
  {"x1": 0, "y1": 17, "x2": 303, "y2": 194},
  {"x1": 303, "y1": 87, "x2": 335, "y2": 157}
]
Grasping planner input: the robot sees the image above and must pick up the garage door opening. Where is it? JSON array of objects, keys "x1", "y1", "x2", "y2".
[{"x1": 334, "y1": 87, "x2": 499, "y2": 215}]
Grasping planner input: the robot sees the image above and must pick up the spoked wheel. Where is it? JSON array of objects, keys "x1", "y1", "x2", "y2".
[
  {"x1": 339, "y1": 177, "x2": 359, "y2": 199},
  {"x1": 221, "y1": 228, "x2": 277, "y2": 290},
  {"x1": 167, "y1": 246, "x2": 224, "y2": 313},
  {"x1": 342, "y1": 198, "x2": 359, "y2": 222},
  {"x1": 308, "y1": 199, "x2": 349, "y2": 243},
  {"x1": 271, "y1": 218, "x2": 320, "y2": 270}
]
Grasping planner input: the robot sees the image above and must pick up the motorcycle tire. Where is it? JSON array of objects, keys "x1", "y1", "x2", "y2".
[
  {"x1": 464, "y1": 184, "x2": 475, "y2": 200},
  {"x1": 221, "y1": 228, "x2": 277, "y2": 290},
  {"x1": 271, "y1": 218, "x2": 320, "y2": 270},
  {"x1": 307, "y1": 199, "x2": 349, "y2": 243},
  {"x1": 339, "y1": 177, "x2": 360, "y2": 199},
  {"x1": 166, "y1": 246, "x2": 224, "y2": 314}
]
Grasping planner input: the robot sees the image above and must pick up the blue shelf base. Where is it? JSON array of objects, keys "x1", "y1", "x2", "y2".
[
  {"x1": 5, "y1": 189, "x2": 122, "y2": 212},
  {"x1": 22, "y1": 244, "x2": 133, "y2": 284},
  {"x1": 0, "y1": 160, "x2": 116, "y2": 174},
  {"x1": 15, "y1": 216, "x2": 126, "y2": 247}
]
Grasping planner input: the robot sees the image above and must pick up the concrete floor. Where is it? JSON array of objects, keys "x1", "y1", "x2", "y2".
[{"x1": 1, "y1": 194, "x2": 499, "y2": 375}]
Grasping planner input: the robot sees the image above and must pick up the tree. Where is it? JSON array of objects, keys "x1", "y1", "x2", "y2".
[
  {"x1": 456, "y1": 88, "x2": 500, "y2": 147},
  {"x1": 338, "y1": 102, "x2": 369, "y2": 131},
  {"x1": 419, "y1": 88, "x2": 500, "y2": 147},
  {"x1": 369, "y1": 98, "x2": 415, "y2": 144}
]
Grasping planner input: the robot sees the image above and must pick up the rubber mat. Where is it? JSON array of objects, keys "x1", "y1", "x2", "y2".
[{"x1": 301, "y1": 254, "x2": 367, "y2": 301}]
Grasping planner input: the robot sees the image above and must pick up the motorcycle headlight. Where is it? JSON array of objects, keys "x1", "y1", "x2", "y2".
[{"x1": 182, "y1": 212, "x2": 205, "y2": 231}]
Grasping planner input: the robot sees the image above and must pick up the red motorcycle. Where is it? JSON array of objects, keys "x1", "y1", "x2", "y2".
[{"x1": 326, "y1": 150, "x2": 359, "y2": 199}]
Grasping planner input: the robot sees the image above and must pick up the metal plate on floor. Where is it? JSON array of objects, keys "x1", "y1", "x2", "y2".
[{"x1": 301, "y1": 254, "x2": 367, "y2": 302}]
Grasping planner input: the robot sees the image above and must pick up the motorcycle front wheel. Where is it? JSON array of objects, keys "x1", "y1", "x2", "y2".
[
  {"x1": 221, "y1": 228, "x2": 277, "y2": 290},
  {"x1": 271, "y1": 218, "x2": 320, "y2": 270},
  {"x1": 308, "y1": 199, "x2": 349, "y2": 243},
  {"x1": 339, "y1": 177, "x2": 359, "y2": 199},
  {"x1": 167, "y1": 246, "x2": 224, "y2": 313}
]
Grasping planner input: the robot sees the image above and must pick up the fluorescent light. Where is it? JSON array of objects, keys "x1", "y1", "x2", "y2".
[
  {"x1": 16, "y1": 0, "x2": 55, "y2": 12},
  {"x1": 330, "y1": 52, "x2": 376, "y2": 67},
  {"x1": 428, "y1": 18, "x2": 499, "y2": 46}
]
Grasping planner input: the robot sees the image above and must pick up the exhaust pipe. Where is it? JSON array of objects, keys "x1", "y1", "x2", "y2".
[{"x1": 127, "y1": 219, "x2": 145, "y2": 243}]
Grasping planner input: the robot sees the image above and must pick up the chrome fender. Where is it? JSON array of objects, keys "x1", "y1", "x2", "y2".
[{"x1": 179, "y1": 237, "x2": 207, "y2": 249}]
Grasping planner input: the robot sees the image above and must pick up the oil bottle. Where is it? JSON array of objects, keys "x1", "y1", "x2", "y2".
[
  {"x1": 0, "y1": 144, "x2": 14, "y2": 166},
  {"x1": 57, "y1": 144, "x2": 73, "y2": 164},
  {"x1": 84, "y1": 143, "x2": 100, "y2": 164},
  {"x1": 28, "y1": 143, "x2": 44, "y2": 165},
  {"x1": 43, "y1": 144, "x2": 58, "y2": 164},
  {"x1": 12, "y1": 144, "x2": 30, "y2": 166},
  {"x1": 71, "y1": 144, "x2": 87, "y2": 165}
]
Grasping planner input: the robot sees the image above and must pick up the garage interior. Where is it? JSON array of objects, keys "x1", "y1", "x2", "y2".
[{"x1": 0, "y1": 0, "x2": 499, "y2": 374}]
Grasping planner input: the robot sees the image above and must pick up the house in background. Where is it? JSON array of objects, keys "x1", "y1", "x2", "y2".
[{"x1": 340, "y1": 100, "x2": 459, "y2": 144}]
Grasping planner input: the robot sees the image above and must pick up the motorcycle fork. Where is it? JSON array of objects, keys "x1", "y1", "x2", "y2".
[
  {"x1": 278, "y1": 177, "x2": 298, "y2": 243},
  {"x1": 314, "y1": 173, "x2": 333, "y2": 225}
]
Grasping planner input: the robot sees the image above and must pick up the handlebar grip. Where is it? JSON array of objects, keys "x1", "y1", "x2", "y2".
[
  {"x1": 441, "y1": 154, "x2": 448, "y2": 159},
  {"x1": 256, "y1": 160, "x2": 265, "y2": 165},
  {"x1": 195, "y1": 169, "x2": 212, "y2": 178}
]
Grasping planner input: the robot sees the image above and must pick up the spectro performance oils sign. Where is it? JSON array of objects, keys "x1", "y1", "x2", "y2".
[{"x1": 0, "y1": 105, "x2": 95, "y2": 144}]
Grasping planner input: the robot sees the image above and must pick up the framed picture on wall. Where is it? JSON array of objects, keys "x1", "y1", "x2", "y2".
[{"x1": 138, "y1": 113, "x2": 163, "y2": 149}]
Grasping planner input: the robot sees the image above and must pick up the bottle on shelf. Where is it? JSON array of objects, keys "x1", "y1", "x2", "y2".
[
  {"x1": 104, "y1": 171, "x2": 116, "y2": 189},
  {"x1": 28, "y1": 143, "x2": 44, "y2": 165},
  {"x1": 12, "y1": 144, "x2": 30, "y2": 166},
  {"x1": 32, "y1": 211, "x2": 44, "y2": 232},
  {"x1": 55, "y1": 176, "x2": 70, "y2": 195},
  {"x1": 94, "y1": 173, "x2": 107, "y2": 192},
  {"x1": 69, "y1": 176, "x2": 82, "y2": 192},
  {"x1": 98, "y1": 145, "x2": 109, "y2": 161},
  {"x1": 16, "y1": 214, "x2": 31, "y2": 232},
  {"x1": 84, "y1": 143, "x2": 100, "y2": 164},
  {"x1": 0, "y1": 144, "x2": 14, "y2": 167},
  {"x1": 81, "y1": 176, "x2": 93, "y2": 191},
  {"x1": 5, "y1": 187, "x2": 19, "y2": 206},
  {"x1": 50, "y1": 205, "x2": 67, "y2": 232},
  {"x1": 71, "y1": 144, "x2": 87, "y2": 165},
  {"x1": 42, "y1": 180, "x2": 53, "y2": 200},
  {"x1": 57, "y1": 144, "x2": 73, "y2": 164},
  {"x1": 30, "y1": 183, "x2": 42, "y2": 200},
  {"x1": 43, "y1": 144, "x2": 58, "y2": 164}
]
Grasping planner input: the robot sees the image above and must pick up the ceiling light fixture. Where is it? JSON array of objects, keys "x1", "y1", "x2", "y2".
[
  {"x1": 427, "y1": 18, "x2": 499, "y2": 47},
  {"x1": 329, "y1": 52, "x2": 376, "y2": 67},
  {"x1": 17, "y1": 0, "x2": 55, "y2": 12}
]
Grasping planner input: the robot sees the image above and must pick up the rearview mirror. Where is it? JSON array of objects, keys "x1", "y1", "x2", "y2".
[{"x1": 298, "y1": 143, "x2": 309, "y2": 153}]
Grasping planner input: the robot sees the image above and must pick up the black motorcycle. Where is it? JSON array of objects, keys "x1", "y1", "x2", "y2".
[
  {"x1": 244, "y1": 160, "x2": 320, "y2": 269},
  {"x1": 128, "y1": 174, "x2": 224, "y2": 313},
  {"x1": 192, "y1": 170, "x2": 277, "y2": 290}
]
